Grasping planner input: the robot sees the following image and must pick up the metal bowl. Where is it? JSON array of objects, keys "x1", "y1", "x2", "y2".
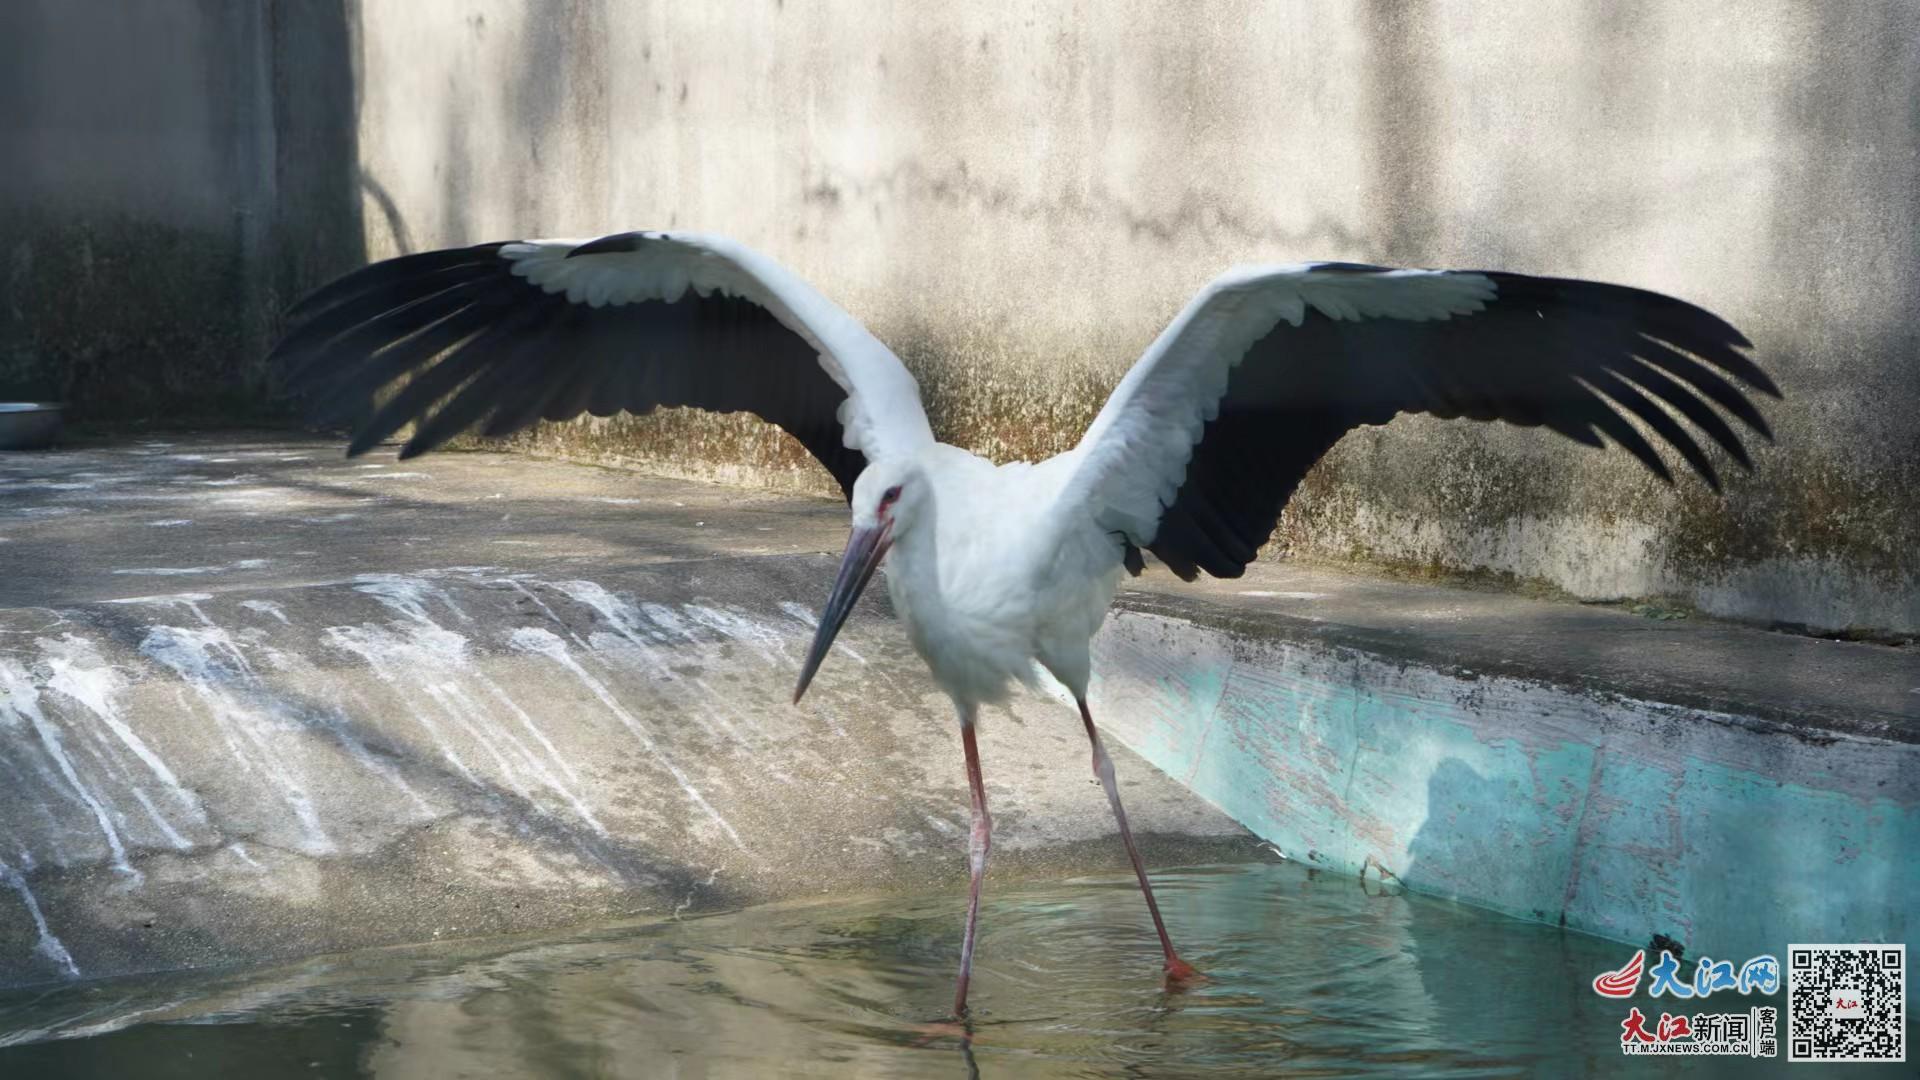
[{"x1": 0, "y1": 403, "x2": 64, "y2": 450}]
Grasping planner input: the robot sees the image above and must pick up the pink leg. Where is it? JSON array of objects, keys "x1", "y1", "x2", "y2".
[
  {"x1": 1079, "y1": 698, "x2": 1199, "y2": 983},
  {"x1": 952, "y1": 706, "x2": 992, "y2": 1017}
]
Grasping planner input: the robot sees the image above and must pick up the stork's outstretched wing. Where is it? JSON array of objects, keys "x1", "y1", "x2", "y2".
[
  {"x1": 1063, "y1": 263, "x2": 1778, "y2": 580},
  {"x1": 272, "y1": 231, "x2": 933, "y2": 497}
]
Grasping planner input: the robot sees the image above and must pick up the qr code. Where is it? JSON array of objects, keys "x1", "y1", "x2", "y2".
[{"x1": 1789, "y1": 944, "x2": 1905, "y2": 1062}]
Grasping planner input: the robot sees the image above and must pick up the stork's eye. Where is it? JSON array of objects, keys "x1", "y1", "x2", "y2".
[{"x1": 880, "y1": 484, "x2": 903, "y2": 508}]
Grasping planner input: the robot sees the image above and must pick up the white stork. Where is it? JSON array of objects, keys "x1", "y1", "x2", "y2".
[{"x1": 273, "y1": 231, "x2": 1776, "y2": 1017}]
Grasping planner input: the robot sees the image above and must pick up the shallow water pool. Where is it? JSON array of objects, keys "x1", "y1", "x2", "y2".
[{"x1": 0, "y1": 862, "x2": 1890, "y2": 1077}]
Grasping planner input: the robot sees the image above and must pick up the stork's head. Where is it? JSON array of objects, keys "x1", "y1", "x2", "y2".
[
  {"x1": 848, "y1": 457, "x2": 927, "y2": 532},
  {"x1": 793, "y1": 460, "x2": 922, "y2": 704}
]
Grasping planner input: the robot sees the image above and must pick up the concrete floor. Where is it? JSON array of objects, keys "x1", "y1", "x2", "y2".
[
  {"x1": 0, "y1": 434, "x2": 1256, "y2": 988},
  {"x1": 6, "y1": 433, "x2": 1913, "y2": 743}
]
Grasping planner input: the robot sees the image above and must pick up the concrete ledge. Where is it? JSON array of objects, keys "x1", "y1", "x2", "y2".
[
  {"x1": 1092, "y1": 570, "x2": 1918, "y2": 959},
  {"x1": 0, "y1": 437, "x2": 1252, "y2": 988},
  {"x1": 0, "y1": 563, "x2": 1251, "y2": 989}
]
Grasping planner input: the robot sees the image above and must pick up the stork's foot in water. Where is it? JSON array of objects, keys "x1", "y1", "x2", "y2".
[
  {"x1": 1162, "y1": 954, "x2": 1206, "y2": 989},
  {"x1": 910, "y1": 1017, "x2": 973, "y2": 1044}
]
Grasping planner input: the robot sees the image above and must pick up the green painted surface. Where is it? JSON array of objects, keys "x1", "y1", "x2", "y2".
[{"x1": 1093, "y1": 612, "x2": 1918, "y2": 960}]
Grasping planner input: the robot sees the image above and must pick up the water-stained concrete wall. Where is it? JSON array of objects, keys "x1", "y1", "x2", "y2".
[
  {"x1": 0, "y1": 0, "x2": 361, "y2": 421},
  {"x1": 344, "y1": 0, "x2": 1920, "y2": 637},
  {"x1": 7, "y1": 1, "x2": 1917, "y2": 635}
]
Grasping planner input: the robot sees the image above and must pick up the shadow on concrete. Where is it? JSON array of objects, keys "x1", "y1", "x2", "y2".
[{"x1": 0, "y1": 2, "x2": 366, "y2": 423}]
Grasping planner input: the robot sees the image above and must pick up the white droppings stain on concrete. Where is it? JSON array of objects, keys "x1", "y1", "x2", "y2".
[
  {"x1": 38, "y1": 635, "x2": 206, "y2": 832},
  {"x1": 498, "y1": 579, "x2": 589, "y2": 649},
  {"x1": 252, "y1": 632, "x2": 433, "y2": 815},
  {"x1": 59, "y1": 493, "x2": 196, "y2": 505},
  {"x1": 638, "y1": 602, "x2": 694, "y2": 642},
  {"x1": 354, "y1": 574, "x2": 470, "y2": 624},
  {"x1": 5, "y1": 506, "x2": 85, "y2": 518},
  {"x1": 425, "y1": 681, "x2": 541, "y2": 803},
  {"x1": 509, "y1": 627, "x2": 744, "y2": 849},
  {"x1": 324, "y1": 624, "x2": 480, "y2": 787},
  {"x1": 146, "y1": 519, "x2": 194, "y2": 528},
  {"x1": 778, "y1": 601, "x2": 866, "y2": 664},
  {"x1": 327, "y1": 583, "x2": 601, "y2": 833},
  {"x1": 347, "y1": 472, "x2": 432, "y2": 482},
  {"x1": 111, "y1": 558, "x2": 269, "y2": 577},
  {"x1": 7, "y1": 481, "x2": 95, "y2": 492},
  {"x1": 123, "y1": 788, "x2": 192, "y2": 851},
  {"x1": 471, "y1": 678, "x2": 601, "y2": 828},
  {"x1": 239, "y1": 600, "x2": 292, "y2": 625},
  {"x1": 684, "y1": 605, "x2": 794, "y2": 666},
  {"x1": 104, "y1": 592, "x2": 213, "y2": 611},
  {"x1": 591, "y1": 497, "x2": 646, "y2": 505},
  {"x1": 0, "y1": 660, "x2": 138, "y2": 879},
  {"x1": 549, "y1": 581, "x2": 741, "y2": 742},
  {"x1": 138, "y1": 625, "x2": 333, "y2": 855},
  {"x1": 0, "y1": 857, "x2": 78, "y2": 978},
  {"x1": 211, "y1": 489, "x2": 302, "y2": 507},
  {"x1": 437, "y1": 678, "x2": 606, "y2": 835},
  {"x1": 551, "y1": 581, "x2": 661, "y2": 646},
  {"x1": 228, "y1": 843, "x2": 262, "y2": 869}
]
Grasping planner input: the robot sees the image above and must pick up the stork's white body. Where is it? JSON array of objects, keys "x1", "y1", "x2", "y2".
[{"x1": 880, "y1": 446, "x2": 1118, "y2": 707}]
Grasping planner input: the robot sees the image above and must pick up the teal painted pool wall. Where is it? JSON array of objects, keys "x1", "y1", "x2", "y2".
[{"x1": 1090, "y1": 609, "x2": 1918, "y2": 960}]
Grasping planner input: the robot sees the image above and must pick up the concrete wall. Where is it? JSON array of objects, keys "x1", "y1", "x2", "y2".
[
  {"x1": 0, "y1": 0, "x2": 361, "y2": 420},
  {"x1": 7, "y1": 1, "x2": 1918, "y2": 635},
  {"x1": 343, "y1": 1, "x2": 1920, "y2": 638}
]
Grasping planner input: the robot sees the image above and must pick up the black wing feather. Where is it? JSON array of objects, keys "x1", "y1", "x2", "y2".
[
  {"x1": 1144, "y1": 269, "x2": 1776, "y2": 580},
  {"x1": 273, "y1": 239, "x2": 869, "y2": 498}
]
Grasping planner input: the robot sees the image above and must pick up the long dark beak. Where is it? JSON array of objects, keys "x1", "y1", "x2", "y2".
[{"x1": 793, "y1": 521, "x2": 893, "y2": 704}]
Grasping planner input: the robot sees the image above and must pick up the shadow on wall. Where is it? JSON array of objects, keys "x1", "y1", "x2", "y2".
[
  {"x1": 1360, "y1": 0, "x2": 1441, "y2": 266},
  {"x1": 1736, "y1": 0, "x2": 1920, "y2": 601},
  {"x1": 1400, "y1": 749, "x2": 1909, "y2": 964},
  {"x1": 0, "y1": 1, "x2": 365, "y2": 423}
]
